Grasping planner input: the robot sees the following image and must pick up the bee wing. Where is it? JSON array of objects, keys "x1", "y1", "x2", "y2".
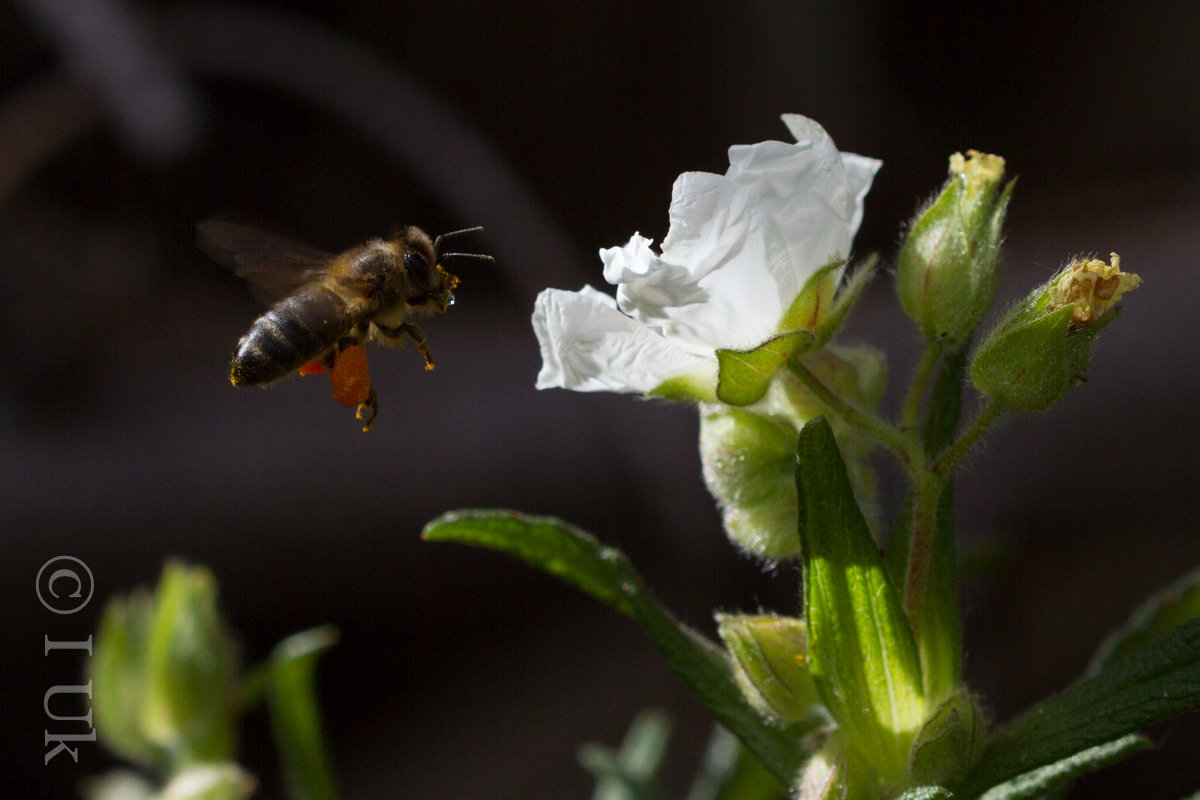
[{"x1": 197, "y1": 220, "x2": 333, "y2": 304}]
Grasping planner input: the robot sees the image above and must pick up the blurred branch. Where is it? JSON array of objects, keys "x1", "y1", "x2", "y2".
[
  {"x1": 13, "y1": 0, "x2": 200, "y2": 158},
  {"x1": 152, "y1": 1, "x2": 585, "y2": 296}
]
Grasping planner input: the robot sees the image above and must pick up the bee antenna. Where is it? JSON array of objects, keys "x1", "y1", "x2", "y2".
[
  {"x1": 433, "y1": 225, "x2": 484, "y2": 253},
  {"x1": 439, "y1": 252, "x2": 496, "y2": 263}
]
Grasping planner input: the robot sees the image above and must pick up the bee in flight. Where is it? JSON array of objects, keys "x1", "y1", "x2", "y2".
[{"x1": 198, "y1": 220, "x2": 491, "y2": 431}]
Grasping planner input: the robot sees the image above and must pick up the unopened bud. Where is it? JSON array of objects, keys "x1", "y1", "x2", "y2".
[
  {"x1": 908, "y1": 690, "x2": 985, "y2": 786},
  {"x1": 971, "y1": 253, "x2": 1141, "y2": 412},
  {"x1": 716, "y1": 613, "x2": 821, "y2": 725},
  {"x1": 91, "y1": 562, "x2": 239, "y2": 772},
  {"x1": 897, "y1": 151, "x2": 1013, "y2": 346}
]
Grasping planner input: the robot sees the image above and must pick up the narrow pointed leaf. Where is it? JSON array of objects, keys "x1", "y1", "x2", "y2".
[
  {"x1": 265, "y1": 626, "x2": 340, "y2": 800},
  {"x1": 423, "y1": 510, "x2": 806, "y2": 787},
  {"x1": 1085, "y1": 564, "x2": 1200, "y2": 678},
  {"x1": 975, "y1": 733, "x2": 1151, "y2": 800},
  {"x1": 423, "y1": 510, "x2": 634, "y2": 616},
  {"x1": 962, "y1": 616, "x2": 1200, "y2": 795},
  {"x1": 797, "y1": 417, "x2": 925, "y2": 782}
]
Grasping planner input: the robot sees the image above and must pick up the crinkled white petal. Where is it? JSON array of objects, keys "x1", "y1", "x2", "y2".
[
  {"x1": 532, "y1": 285, "x2": 712, "y2": 393},
  {"x1": 599, "y1": 115, "x2": 881, "y2": 356},
  {"x1": 604, "y1": 173, "x2": 783, "y2": 352},
  {"x1": 781, "y1": 114, "x2": 882, "y2": 239},
  {"x1": 533, "y1": 115, "x2": 881, "y2": 399}
]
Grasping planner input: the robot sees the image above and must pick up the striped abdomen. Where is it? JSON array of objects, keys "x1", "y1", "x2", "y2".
[{"x1": 230, "y1": 287, "x2": 350, "y2": 386}]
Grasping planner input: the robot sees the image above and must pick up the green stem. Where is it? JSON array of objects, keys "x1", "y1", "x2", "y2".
[
  {"x1": 902, "y1": 471, "x2": 944, "y2": 625},
  {"x1": 929, "y1": 401, "x2": 1002, "y2": 477},
  {"x1": 899, "y1": 341, "x2": 944, "y2": 434},
  {"x1": 787, "y1": 360, "x2": 920, "y2": 469}
]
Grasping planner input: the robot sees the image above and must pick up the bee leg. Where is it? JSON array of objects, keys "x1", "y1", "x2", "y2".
[
  {"x1": 355, "y1": 385, "x2": 379, "y2": 433},
  {"x1": 379, "y1": 322, "x2": 435, "y2": 370}
]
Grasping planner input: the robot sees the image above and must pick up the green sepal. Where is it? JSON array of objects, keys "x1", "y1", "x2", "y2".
[
  {"x1": 648, "y1": 373, "x2": 717, "y2": 403},
  {"x1": 961, "y1": 616, "x2": 1200, "y2": 795},
  {"x1": 971, "y1": 302, "x2": 1115, "y2": 412},
  {"x1": 715, "y1": 613, "x2": 823, "y2": 727},
  {"x1": 796, "y1": 417, "x2": 925, "y2": 783},
  {"x1": 716, "y1": 330, "x2": 815, "y2": 407},
  {"x1": 970, "y1": 253, "x2": 1141, "y2": 414},
  {"x1": 907, "y1": 689, "x2": 984, "y2": 787},
  {"x1": 973, "y1": 733, "x2": 1151, "y2": 800},
  {"x1": 1085, "y1": 564, "x2": 1200, "y2": 679},
  {"x1": 715, "y1": 258, "x2": 875, "y2": 407},
  {"x1": 423, "y1": 510, "x2": 807, "y2": 787},
  {"x1": 264, "y1": 626, "x2": 340, "y2": 800}
]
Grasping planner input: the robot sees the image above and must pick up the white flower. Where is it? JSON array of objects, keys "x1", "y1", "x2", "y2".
[{"x1": 533, "y1": 114, "x2": 881, "y2": 398}]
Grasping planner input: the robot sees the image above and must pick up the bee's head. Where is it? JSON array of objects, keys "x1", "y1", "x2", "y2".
[{"x1": 400, "y1": 226, "x2": 458, "y2": 312}]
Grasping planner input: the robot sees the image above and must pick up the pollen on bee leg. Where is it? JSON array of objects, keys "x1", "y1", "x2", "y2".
[{"x1": 329, "y1": 345, "x2": 373, "y2": 408}]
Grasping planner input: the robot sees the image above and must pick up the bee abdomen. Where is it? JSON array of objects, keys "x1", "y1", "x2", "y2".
[{"x1": 230, "y1": 288, "x2": 350, "y2": 386}]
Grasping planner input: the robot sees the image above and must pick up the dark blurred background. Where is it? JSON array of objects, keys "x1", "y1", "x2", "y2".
[{"x1": 4, "y1": 1, "x2": 1198, "y2": 797}]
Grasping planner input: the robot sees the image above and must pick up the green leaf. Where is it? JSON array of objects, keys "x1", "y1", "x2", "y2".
[
  {"x1": 265, "y1": 626, "x2": 340, "y2": 800},
  {"x1": 423, "y1": 510, "x2": 807, "y2": 787},
  {"x1": 423, "y1": 510, "x2": 635, "y2": 616},
  {"x1": 961, "y1": 616, "x2": 1200, "y2": 795},
  {"x1": 1085, "y1": 565, "x2": 1200, "y2": 679},
  {"x1": 716, "y1": 330, "x2": 815, "y2": 406},
  {"x1": 797, "y1": 417, "x2": 925, "y2": 782},
  {"x1": 974, "y1": 733, "x2": 1151, "y2": 800}
]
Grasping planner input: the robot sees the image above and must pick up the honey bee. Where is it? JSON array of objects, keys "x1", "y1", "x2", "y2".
[{"x1": 198, "y1": 220, "x2": 491, "y2": 431}]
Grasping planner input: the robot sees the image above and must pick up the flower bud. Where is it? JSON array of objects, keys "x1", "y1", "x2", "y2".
[
  {"x1": 701, "y1": 346, "x2": 886, "y2": 561},
  {"x1": 92, "y1": 561, "x2": 239, "y2": 771},
  {"x1": 897, "y1": 151, "x2": 1012, "y2": 346},
  {"x1": 971, "y1": 253, "x2": 1141, "y2": 412},
  {"x1": 907, "y1": 690, "x2": 985, "y2": 786},
  {"x1": 142, "y1": 562, "x2": 239, "y2": 764},
  {"x1": 699, "y1": 406, "x2": 800, "y2": 560},
  {"x1": 716, "y1": 613, "x2": 822, "y2": 726},
  {"x1": 91, "y1": 592, "x2": 163, "y2": 769}
]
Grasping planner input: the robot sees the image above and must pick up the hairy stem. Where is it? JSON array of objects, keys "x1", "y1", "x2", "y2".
[
  {"x1": 900, "y1": 341, "x2": 944, "y2": 434},
  {"x1": 929, "y1": 401, "x2": 1001, "y2": 477},
  {"x1": 787, "y1": 360, "x2": 920, "y2": 469}
]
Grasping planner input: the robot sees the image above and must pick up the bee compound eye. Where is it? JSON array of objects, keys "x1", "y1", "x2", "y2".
[{"x1": 404, "y1": 250, "x2": 432, "y2": 284}]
